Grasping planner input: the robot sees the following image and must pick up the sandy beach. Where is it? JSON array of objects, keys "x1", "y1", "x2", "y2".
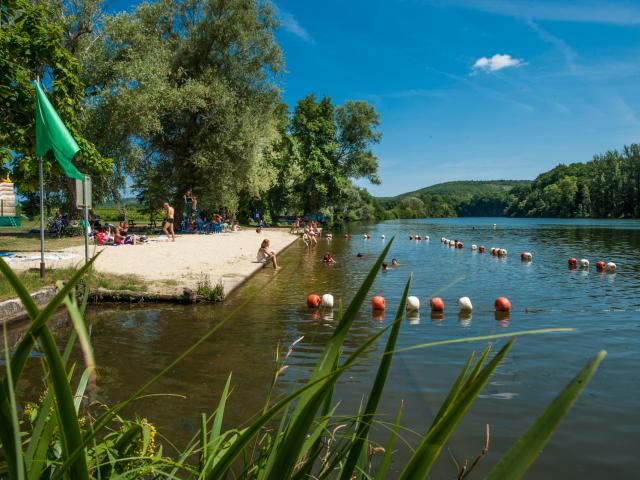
[{"x1": 8, "y1": 229, "x2": 298, "y2": 295}]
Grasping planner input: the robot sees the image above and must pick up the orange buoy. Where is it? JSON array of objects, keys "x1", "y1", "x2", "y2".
[
  {"x1": 568, "y1": 257, "x2": 577, "y2": 269},
  {"x1": 596, "y1": 260, "x2": 606, "y2": 272},
  {"x1": 430, "y1": 297, "x2": 445, "y2": 312},
  {"x1": 307, "y1": 294, "x2": 321, "y2": 308},
  {"x1": 479, "y1": 245, "x2": 486, "y2": 253},
  {"x1": 495, "y1": 297, "x2": 511, "y2": 312},
  {"x1": 371, "y1": 295, "x2": 386, "y2": 310}
]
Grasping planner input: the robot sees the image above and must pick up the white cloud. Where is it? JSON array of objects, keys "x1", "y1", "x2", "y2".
[
  {"x1": 473, "y1": 54, "x2": 525, "y2": 72},
  {"x1": 273, "y1": 3, "x2": 314, "y2": 43}
]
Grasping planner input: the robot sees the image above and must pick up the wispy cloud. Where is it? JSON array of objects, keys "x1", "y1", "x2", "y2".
[
  {"x1": 429, "y1": 0, "x2": 640, "y2": 25},
  {"x1": 472, "y1": 54, "x2": 525, "y2": 73},
  {"x1": 274, "y1": 3, "x2": 314, "y2": 43}
]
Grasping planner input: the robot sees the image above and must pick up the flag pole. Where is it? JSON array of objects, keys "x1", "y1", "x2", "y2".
[
  {"x1": 83, "y1": 175, "x2": 89, "y2": 264},
  {"x1": 37, "y1": 75, "x2": 46, "y2": 279},
  {"x1": 39, "y1": 154, "x2": 46, "y2": 278}
]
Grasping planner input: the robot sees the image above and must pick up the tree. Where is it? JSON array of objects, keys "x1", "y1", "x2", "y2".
[
  {"x1": 81, "y1": 0, "x2": 284, "y2": 219},
  {"x1": 0, "y1": 0, "x2": 111, "y2": 213},
  {"x1": 289, "y1": 95, "x2": 381, "y2": 216}
]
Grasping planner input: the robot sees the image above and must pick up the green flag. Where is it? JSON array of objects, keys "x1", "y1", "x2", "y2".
[{"x1": 35, "y1": 80, "x2": 83, "y2": 180}]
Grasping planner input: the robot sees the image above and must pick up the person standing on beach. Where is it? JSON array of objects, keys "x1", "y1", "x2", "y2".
[{"x1": 162, "y1": 202, "x2": 176, "y2": 241}]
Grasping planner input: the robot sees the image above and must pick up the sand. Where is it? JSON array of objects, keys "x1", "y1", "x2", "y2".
[{"x1": 9, "y1": 229, "x2": 298, "y2": 295}]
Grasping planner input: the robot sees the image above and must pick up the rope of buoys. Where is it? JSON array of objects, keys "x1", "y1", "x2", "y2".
[
  {"x1": 371, "y1": 295, "x2": 386, "y2": 310},
  {"x1": 307, "y1": 294, "x2": 321, "y2": 308}
]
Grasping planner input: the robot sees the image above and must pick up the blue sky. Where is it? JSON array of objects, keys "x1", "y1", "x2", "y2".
[{"x1": 113, "y1": 0, "x2": 640, "y2": 196}]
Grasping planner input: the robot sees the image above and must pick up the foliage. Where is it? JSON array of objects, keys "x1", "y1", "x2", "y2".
[
  {"x1": 0, "y1": 241, "x2": 606, "y2": 479},
  {"x1": 0, "y1": 0, "x2": 111, "y2": 207},
  {"x1": 505, "y1": 144, "x2": 640, "y2": 218},
  {"x1": 195, "y1": 273, "x2": 225, "y2": 302}
]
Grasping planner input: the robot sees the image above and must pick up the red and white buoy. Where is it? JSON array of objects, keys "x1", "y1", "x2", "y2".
[
  {"x1": 307, "y1": 294, "x2": 321, "y2": 308},
  {"x1": 596, "y1": 260, "x2": 606, "y2": 272},
  {"x1": 568, "y1": 258, "x2": 578, "y2": 269},
  {"x1": 479, "y1": 245, "x2": 486, "y2": 253}
]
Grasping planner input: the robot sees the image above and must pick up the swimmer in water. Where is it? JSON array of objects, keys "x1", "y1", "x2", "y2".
[
  {"x1": 382, "y1": 263, "x2": 388, "y2": 271},
  {"x1": 356, "y1": 253, "x2": 364, "y2": 258},
  {"x1": 323, "y1": 252, "x2": 335, "y2": 264},
  {"x1": 391, "y1": 258, "x2": 400, "y2": 266}
]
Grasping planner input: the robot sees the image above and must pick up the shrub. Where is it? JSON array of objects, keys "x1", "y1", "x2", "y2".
[{"x1": 196, "y1": 273, "x2": 225, "y2": 302}]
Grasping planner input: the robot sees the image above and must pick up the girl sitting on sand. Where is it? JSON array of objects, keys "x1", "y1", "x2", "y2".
[{"x1": 257, "y1": 239, "x2": 280, "y2": 269}]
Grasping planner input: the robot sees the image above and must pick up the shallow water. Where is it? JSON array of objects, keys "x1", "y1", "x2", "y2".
[{"x1": 18, "y1": 218, "x2": 640, "y2": 477}]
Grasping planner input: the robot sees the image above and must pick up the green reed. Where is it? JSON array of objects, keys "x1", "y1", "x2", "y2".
[{"x1": 0, "y1": 237, "x2": 605, "y2": 479}]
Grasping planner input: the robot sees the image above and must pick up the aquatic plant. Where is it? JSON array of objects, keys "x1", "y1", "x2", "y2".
[
  {"x1": 196, "y1": 273, "x2": 225, "y2": 302},
  {"x1": 0, "y1": 239, "x2": 605, "y2": 478}
]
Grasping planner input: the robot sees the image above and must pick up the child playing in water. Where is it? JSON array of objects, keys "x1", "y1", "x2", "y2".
[{"x1": 323, "y1": 252, "x2": 335, "y2": 264}]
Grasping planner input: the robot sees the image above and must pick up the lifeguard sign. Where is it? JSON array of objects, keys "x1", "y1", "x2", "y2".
[{"x1": 75, "y1": 174, "x2": 92, "y2": 208}]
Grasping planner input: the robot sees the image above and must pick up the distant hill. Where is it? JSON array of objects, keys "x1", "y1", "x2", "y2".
[{"x1": 378, "y1": 180, "x2": 530, "y2": 205}]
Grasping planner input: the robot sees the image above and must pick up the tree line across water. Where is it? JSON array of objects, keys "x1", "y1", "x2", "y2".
[{"x1": 381, "y1": 144, "x2": 640, "y2": 220}]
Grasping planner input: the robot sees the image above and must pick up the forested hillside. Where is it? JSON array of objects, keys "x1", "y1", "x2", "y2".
[
  {"x1": 505, "y1": 144, "x2": 640, "y2": 218},
  {"x1": 379, "y1": 180, "x2": 529, "y2": 218}
]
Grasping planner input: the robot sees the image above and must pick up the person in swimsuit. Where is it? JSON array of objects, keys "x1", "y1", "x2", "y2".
[
  {"x1": 163, "y1": 202, "x2": 175, "y2": 241},
  {"x1": 257, "y1": 239, "x2": 280, "y2": 268}
]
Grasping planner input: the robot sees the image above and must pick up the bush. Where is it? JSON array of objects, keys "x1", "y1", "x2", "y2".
[{"x1": 196, "y1": 273, "x2": 225, "y2": 302}]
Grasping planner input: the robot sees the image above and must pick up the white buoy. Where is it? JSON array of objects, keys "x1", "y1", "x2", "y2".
[
  {"x1": 499, "y1": 248, "x2": 508, "y2": 256},
  {"x1": 605, "y1": 262, "x2": 617, "y2": 273},
  {"x1": 471, "y1": 244, "x2": 478, "y2": 251},
  {"x1": 441, "y1": 237, "x2": 446, "y2": 243},
  {"x1": 425, "y1": 235, "x2": 430, "y2": 241},
  {"x1": 406, "y1": 296, "x2": 420, "y2": 311},
  {"x1": 381, "y1": 234, "x2": 385, "y2": 240},
  {"x1": 521, "y1": 252, "x2": 533, "y2": 261},
  {"x1": 458, "y1": 296, "x2": 473, "y2": 312},
  {"x1": 449, "y1": 240, "x2": 455, "y2": 246},
  {"x1": 579, "y1": 259, "x2": 589, "y2": 269},
  {"x1": 321, "y1": 294, "x2": 334, "y2": 308}
]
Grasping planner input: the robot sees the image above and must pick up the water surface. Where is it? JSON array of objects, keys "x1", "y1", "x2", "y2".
[{"x1": 20, "y1": 218, "x2": 640, "y2": 477}]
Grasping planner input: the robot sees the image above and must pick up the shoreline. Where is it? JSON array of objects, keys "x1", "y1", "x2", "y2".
[{"x1": 1, "y1": 229, "x2": 299, "y2": 322}]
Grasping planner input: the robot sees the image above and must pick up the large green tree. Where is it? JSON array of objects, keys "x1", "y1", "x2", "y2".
[
  {"x1": 0, "y1": 0, "x2": 111, "y2": 212},
  {"x1": 288, "y1": 95, "x2": 381, "y2": 216},
  {"x1": 80, "y1": 0, "x2": 283, "y2": 218}
]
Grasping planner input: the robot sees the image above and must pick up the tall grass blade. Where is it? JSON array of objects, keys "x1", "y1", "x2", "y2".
[
  {"x1": 487, "y1": 350, "x2": 606, "y2": 480},
  {"x1": 3, "y1": 324, "x2": 24, "y2": 480},
  {"x1": 63, "y1": 290, "x2": 95, "y2": 377},
  {"x1": 340, "y1": 274, "x2": 412, "y2": 480},
  {"x1": 374, "y1": 402, "x2": 403, "y2": 480},
  {"x1": 399, "y1": 339, "x2": 515, "y2": 479}
]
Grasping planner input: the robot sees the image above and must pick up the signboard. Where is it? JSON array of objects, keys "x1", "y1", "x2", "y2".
[{"x1": 75, "y1": 175, "x2": 92, "y2": 208}]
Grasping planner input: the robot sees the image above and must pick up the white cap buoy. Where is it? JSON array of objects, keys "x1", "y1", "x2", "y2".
[
  {"x1": 499, "y1": 248, "x2": 508, "y2": 256},
  {"x1": 441, "y1": 237, "x2": 446, "y2": 243},
  {"x1": 579, "y1": 259, "x2": 589, "y2": 269},
  {"x1": 381, "y1": 234, "x2": 385, "y2": 240},
  {"x1": 458, "y1": 296, "x2": 473, "y2": 312},
  {"x1": 471, "y1": 244, "x2": 478, "y2": 251},
  {"x1": 605, "y1": 262, "x2": 617, "y2": 273},
  {"x1": 521, "y1": 252, "x2": 532, "y2": 261},
  {"x1": 406, "y1": 296, "x2": 420, "y2": 311},
  {"x1": 321, "y1": 294, "x2": 334, "y2": 308},
  {"x1": 425, "y1": 235, "x2": 430, "y2": 240}
]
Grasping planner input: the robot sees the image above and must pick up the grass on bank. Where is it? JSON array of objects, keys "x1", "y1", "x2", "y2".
[
  {"x1": 0, "y1": 239, "x2": 606, "y2": 479},
  {"x1": 0, "y1": 267, "x2": 147, "y2": 302},
  {"x1": 0, "y1": 220, "x2": 84, "y2": 252}
]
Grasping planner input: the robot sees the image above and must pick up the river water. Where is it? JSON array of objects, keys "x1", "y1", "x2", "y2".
[{"x1": 20, "y1": 218, "x2": 640, "y2": 478}]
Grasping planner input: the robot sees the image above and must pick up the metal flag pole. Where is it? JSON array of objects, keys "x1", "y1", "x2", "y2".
[
  {"x1": 39, "y1": 155, "x2": 45, "y2": 278},
  {"x1": 83, "y1": 175, "x2": 89, "y2": 264}
]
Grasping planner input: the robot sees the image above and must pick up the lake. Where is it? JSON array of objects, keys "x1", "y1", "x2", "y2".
[{"x1": 20, "y1": 218, "x2": 640, "y2": 478}]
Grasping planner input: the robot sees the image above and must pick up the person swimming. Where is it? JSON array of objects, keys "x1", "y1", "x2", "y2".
[
  {"x1": 356, "y1": 253, "x2": 364, "y2": 258},
  {"x1": 391, "y1": 258, "x2": 400, "y2": 266},
  {"x1": 382, "y1": 263, "x2": 388, "y2": 271},
  {"x1": 323, "y1": 252, "x2": 335, "y2": 264}
]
